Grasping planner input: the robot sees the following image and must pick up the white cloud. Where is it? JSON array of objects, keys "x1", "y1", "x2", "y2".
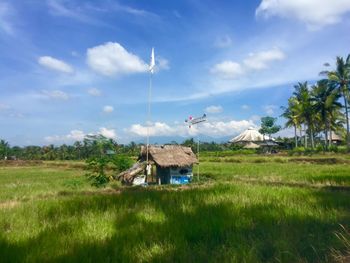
[
  {"x1": 47, "y1": 0, "x2": 103, "y2": 26},
  {"x1": 129, "y1": 122, "x2": 176, "y2": 137},
  {"x1": 103, "y1": 105, "x2": 114, "y2": 113},
  {"x1": 0, "y1": 2, "x2": 14, "y2": 35},
  {"x1": 256, "y1": 0, "x2": 350, "y2": 29},
  {"x1": 250, "y1": 115, "x2": 261, "y2": 122},
  {"x1": 45, "y1": 127, "x2": 117, "y2": 143},
  {"x1": 99, "y1": 127, "x2": 117, "y2": 139},
  {"x1": 38, "y1": 56, "x2": 74, "y2": 73},
  {"x1": 45, "y1": 129, "x2": 85, "y2": 143},
  {"x1": 243, "y1": 48, "x2": 285, "y2": 70},
  {"x1": 210, "y1": 61, "x2": 244, "y2": 79},
  {"x1": 205, "y1": 105, "x2": 223, "y2": 114},
  {"x1": 241, "y1": 105, "x2": 250, "y2": 110},
  {"x1": 86, "y1": 42, "x2": 148, "y2": 76},
  {"x1": 156, "y1": 56, "x2": 170, "y2": 71},
  {"x1": 263, "y1": 105, "x2": 278, "y2": 115},
  {"x1": 87, "y1": 88, "x2": 101, "y2": 96},
  {"x1": 214, "y1": 35, "x2": 233, "y2": 48},
  {"x1": 211, "y1": 48, "x2": 285, "y2": 80},
  {"x1": 41, "y1": 90, "x2": 69, "y2": 100},
  {"x1": 128, "y1": 119, "x2": 254, "y2": 138}
]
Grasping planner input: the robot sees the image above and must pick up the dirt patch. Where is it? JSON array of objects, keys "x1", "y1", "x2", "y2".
[
  {"x1": 0, "y1": 160, "x2": 43, "y2": 167},
  {"x1": 289, "y1": 158, "x2": 348, "y2": 165},
  {"x1": 0, "y1": 200, "x2": 20, "y2": 209}
]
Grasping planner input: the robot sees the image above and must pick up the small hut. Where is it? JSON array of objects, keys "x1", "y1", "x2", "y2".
[
  {"x1": 140, "y1": 145, "x2": 198, "y2": 185},
  {"x1": 329, "y1": 133, "x2": 343, "y2": 145}
]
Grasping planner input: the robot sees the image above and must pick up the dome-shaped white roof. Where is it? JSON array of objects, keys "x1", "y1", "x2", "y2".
[{"x1": 230, "y1": 128, "x2": 270, "y2": 143}]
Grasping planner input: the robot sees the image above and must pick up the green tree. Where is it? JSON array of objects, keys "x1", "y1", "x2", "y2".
[
  {"x1": 328, "y1": 55, "x2": 350, "y2": 151},
  {"x1": 0, "y1": 140, "x2": 9, "y2": 159},
  {"x1": 311, "y1": 79, "x2": 342, "y2": 149},
  {"x1": 281, "y1": 97, "x2": 301, "y2": 148},
  {"x1": 293, "y1": 82, "x2": 316, "y2": 148},
  {"x1": 259, "y1": 117, "x2": 281, "y2": 140}
]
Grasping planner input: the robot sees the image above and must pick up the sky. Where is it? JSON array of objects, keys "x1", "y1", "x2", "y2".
[{"x1": 1, "y1": 0, "x2": 350, "y2": 146}]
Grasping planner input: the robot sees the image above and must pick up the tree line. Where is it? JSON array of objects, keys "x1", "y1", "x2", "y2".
[
  {"x1": 281, "y1": 55, "x2": 350, "y2": 151},
  {"x1": 0, "y1": 136, "x2": 140, "y2": 160}
]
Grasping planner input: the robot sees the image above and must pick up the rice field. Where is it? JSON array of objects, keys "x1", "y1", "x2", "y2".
[{"x1": 0, "y1": 155, "x2": 349, "y2": 262}]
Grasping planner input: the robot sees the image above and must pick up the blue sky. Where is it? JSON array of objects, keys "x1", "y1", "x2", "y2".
[{"x1": 1, "y1": 0, "x2": 350, "y2": 145}]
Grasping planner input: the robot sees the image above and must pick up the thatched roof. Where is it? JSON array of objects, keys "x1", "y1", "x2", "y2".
[
  {"x1": 330, "y1": 133, "x2": 342, "y2": 141},
  {"x1": 141, "y1": 145, "x2": 198, "y2": 168}
]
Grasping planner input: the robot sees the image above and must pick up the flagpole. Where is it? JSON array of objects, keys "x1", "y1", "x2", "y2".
[
  {"x1": 146, "y1": 72, "x2": 152, "y2": 164},
  {"x1": 146, "y1": 48, "x2": 155, "y2": 172}
]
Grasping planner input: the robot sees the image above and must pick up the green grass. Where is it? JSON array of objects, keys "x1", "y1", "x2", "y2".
[{"x1": 0, "y1": 156, "x2": 350, "y2": 262}]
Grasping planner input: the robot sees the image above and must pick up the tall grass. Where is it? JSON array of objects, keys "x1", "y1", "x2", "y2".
[{"x1": 0, "y1": 156, "x2": 349, "y2": 262}]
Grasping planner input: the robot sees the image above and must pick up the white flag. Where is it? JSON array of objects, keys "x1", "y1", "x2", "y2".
[{"x1": 149, "y1": 47, "x2": 155, "y2": 74}]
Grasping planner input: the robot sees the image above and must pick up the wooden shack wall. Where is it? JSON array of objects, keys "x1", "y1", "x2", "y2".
[{"x1": 156, "y1": 166, "x2": 170, "y2": 184}]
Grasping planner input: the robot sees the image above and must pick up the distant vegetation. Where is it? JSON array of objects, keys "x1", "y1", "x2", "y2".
[{"x1": 281, "y1": 54, "x2": 350, "y2": 151}]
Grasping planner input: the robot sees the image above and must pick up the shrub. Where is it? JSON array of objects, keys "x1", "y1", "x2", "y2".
[
  {"x1": 85, "y1": 155, "x2": 133, "y2": 187},
  {"x1": 111, "y1": 155, "x2": 133, "y2": 173},
  {"x1": 86, "y1": 156, "x2": 112, "y2": 187}
]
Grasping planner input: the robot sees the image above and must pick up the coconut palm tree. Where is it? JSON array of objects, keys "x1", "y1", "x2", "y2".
[
  {"x1": 281, "y1": 97, "x2": 301, "y2": 148},
  {"x1": 293, "y1": 82, "x2": 316, "y2": 148},
  {"x1": 0, "y1": 139, "x2": 9, "y2": 159},
  {"x1": 311, "y1": 79, "x2": 342, "y2": 149},
  {"x1": 328, "y1": 55, "x2": 350, "y2": 151}
]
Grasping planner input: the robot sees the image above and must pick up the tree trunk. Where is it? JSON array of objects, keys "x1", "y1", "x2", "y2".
[
  {"x1": 324, "y1": 124, "x2": 328, "y2": 151},
  {"x1": 310, "y1": 126, "x2": 314, "y2": 149},
  {"x1": 304, "y1": 125, "x2": 308, "y2": 148},
  {"x1": 342, "y1": 88, "x2": 350, "y2": 151},
  {"x1": 294, "y1": 125, "x2": 298, "y2": 148},
  {"x1": 329, "y1": 129, "x2": 333, "y2": 148}
]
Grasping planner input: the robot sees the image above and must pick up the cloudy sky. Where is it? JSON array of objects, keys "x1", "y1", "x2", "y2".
[{"x1": 1, "y1": 0, "x2": 350, "y2": 145}]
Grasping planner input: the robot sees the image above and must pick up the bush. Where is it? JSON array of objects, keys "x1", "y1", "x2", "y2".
[
  {"x1": 86, "y1": 156, "x2": 112, "y2": 187},
  {"x1": 111, "y1": 155, "x2": 133, "y2": 173},
  {"x1": 329, "y1": 145, "x2": 339, "y2": 153},
  {"x1": 85, "y1": 155, "x2": 133, "y2": 187},
  {"x1": 289, "y1": 147, "x2": 306, "y2": 156}
]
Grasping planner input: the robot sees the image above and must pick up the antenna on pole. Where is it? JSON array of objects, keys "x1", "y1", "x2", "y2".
[{"x1": 185, "y1": 114, "x2": 207, "y2": 181}]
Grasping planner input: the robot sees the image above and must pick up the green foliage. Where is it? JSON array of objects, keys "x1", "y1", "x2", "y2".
[
  {"x1": 86, "y1": 156, "x2": 112, "y2": 187},
  {"x1": 259, "y1": 116, "x2": 281, "y2": 138},
  {"x1": 111, "y1": 155, "x2": 133, "y2": 172},
  {"x1": 0, "y1": 139, "x2": 9, "y2": 159},
  {"x1": 86, "y1": 155, "x2": 133, "y2": 187}
]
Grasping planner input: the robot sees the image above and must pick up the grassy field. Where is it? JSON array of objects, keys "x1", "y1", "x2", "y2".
[{"x1": 0, "y1": 155, "x2": 350, "y2": 262}]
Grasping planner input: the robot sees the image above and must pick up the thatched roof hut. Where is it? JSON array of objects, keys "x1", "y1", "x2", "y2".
[
  {"x1": 329, "y1": 133, "x2": 343, "y2": 142},
  {"x1": 140, "y1": 145, "x2": 198, "y2": 168}
]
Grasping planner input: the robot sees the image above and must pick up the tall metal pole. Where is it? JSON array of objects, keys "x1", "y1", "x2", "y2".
[
  {"x1": 146, "y1": 73, "x2": 152, "y2": 164},
  {"x1": 197, "y1": 137, "x2": 200, "y2": 181},
  {"x1": 185, "y1": 114, "x2": 206, "y2": 182}
]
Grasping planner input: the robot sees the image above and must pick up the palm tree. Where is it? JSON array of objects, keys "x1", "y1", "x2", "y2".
[
  {"x1": 311, "y1": 79, "x2": 342, "y2": 149},
  {"x1": 0, "y1": 139, "x2": 10, "y2": 159},
  {"x1": 328, "y1": 55, "x2": 350, "y2": 151},
  {"x1": 293, "y1": 82, "x2": 316, "y2": 148},
  {"x1": 281, "y1": 97, "x2": 301, "y2": 148}
]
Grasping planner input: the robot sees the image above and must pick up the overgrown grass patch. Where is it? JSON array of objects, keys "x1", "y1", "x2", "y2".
[{"x1": 0, "y1": 156, "x2": 349, "y2": 262}]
